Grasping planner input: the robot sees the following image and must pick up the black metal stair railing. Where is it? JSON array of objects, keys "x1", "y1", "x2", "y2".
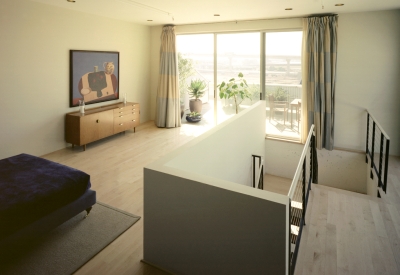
[
  {"x1": 287, "y1": 124, "x2": 317, "y2": 275},
  {"x1": 252, "y1": 155, "x2": 264, "y2": 189},
  {"x1": 366, "y1": 110, "x2": 390, "y2": 196}
]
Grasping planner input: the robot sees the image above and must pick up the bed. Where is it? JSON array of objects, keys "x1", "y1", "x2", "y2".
[{"x1": 0, "y1": 153, "x2": 96, "y2": 249}]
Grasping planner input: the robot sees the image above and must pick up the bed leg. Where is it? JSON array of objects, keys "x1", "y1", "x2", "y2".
[{"x1": 84, "y1": 206, "x2": 93, "y2": 218}]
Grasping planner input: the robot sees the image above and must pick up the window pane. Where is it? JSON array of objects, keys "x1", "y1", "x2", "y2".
[
  {"x1": 177, "y1": 34, "x2": 214, "y2": 125},
  {"x1": 265, "y1": 31, "x2": 302, "y2": 140},
  {"x1": 217, "y1": 32, "x2": 260, "y2": 124}
]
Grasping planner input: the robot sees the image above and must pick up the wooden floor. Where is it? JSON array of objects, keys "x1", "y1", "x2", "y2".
[
  {"x1": 294, "y1": 156, "x2": 400, "y2": 275},
  {"x1": 264, "y1": 174, "x2": 292, "y2": 195},
  {"x1": 42, "y1": 121, "x2": 213, "y2": 275},
  {"x1": 42, "y1": 121, "x2": 400, "y2": 275}
]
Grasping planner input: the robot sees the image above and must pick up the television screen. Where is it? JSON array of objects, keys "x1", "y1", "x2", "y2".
[{"x1": 70, "y1": 50, "x2": 119, "y2": 107}]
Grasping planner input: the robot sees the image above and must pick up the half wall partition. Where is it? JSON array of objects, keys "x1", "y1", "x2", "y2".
[{"x1": 143, "y1": 101, "x2": 315, "y2": 274}]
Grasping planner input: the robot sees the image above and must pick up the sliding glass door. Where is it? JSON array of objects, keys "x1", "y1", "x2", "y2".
[
  {"x1": 177, "y1": 30, "x2": 302, "y2": 140},
  {"x1": 265, "y1": 31, "x2": 303, "y2": 140},
  {"x1": 176, "y1": 34, "x2": 214, "y2": 125},
  {"x1": 216, "y1": 32, "x2": 261, "y2": 124}
]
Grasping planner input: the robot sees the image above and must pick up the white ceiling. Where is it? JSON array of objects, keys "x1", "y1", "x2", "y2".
[{"x1": 30, "y1": 0, "x2": 400, "y2": 26}]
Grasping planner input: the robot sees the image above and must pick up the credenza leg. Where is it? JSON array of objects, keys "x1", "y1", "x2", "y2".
[
  {"x1": 72, "y1": 144, "x2": 75, "y2": 149},
  {"x1": 134, "y1": 127, "x2": 136, "y2": 133},
  {"x1": 83, "y1": 144, "x2": 86, "y2": 151}
]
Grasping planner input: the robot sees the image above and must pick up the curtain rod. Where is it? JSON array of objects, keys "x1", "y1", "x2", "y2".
[
  {"x1": 173, "y1": 14, "x2": 339, "y2": 27},
  {"x1": 306, "y1": 13, "x2": 338, "y2": 18}
]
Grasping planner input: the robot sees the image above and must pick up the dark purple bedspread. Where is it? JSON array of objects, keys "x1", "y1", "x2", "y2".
[{"x1": 0, "y1": 154, "x2": 91, "y2": 240}]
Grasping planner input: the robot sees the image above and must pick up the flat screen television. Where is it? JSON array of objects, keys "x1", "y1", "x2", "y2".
[{"x1": 70, "y1": 50, "x2": 119, "y2": 107}]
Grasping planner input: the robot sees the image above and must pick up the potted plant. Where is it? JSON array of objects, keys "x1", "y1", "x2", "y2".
[
  {"x1": 188, "y1": 79, "x2": 206, "y2": 113},
  {"x1": 186, "y1": 111, "x2": 202, "y2": 123},
  {"x1": 217, "y1": 72, "x2": 252, "y2": 114}
]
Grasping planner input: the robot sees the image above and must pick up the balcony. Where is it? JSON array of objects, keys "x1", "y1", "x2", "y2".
[{"x1": 265, "y1": 84, "x2": 302, "y2": 141}]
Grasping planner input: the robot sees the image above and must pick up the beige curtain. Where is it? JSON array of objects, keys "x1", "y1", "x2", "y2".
[
  {"x1": 302, "y1": 16, "x2": 338, "y2": 150},
  {"x1": 155, "y1": 26, "x2": 181, "y2": 128}
]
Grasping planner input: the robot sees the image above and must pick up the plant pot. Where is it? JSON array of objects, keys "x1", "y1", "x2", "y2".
[
  {"x1": 186, "y1": 115, "x2": 201, "y2": 123},
  {"x1": 189, "y1": 99, "x2": 202, "y2": 113},
  {"x1": 180, "y1": 104, "x2": 185, "y2": 119}
]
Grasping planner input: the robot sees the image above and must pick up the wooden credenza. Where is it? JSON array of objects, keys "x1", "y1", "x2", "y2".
[{"x1": 65, "y1": 102, "x2": 140, "y2": 150}]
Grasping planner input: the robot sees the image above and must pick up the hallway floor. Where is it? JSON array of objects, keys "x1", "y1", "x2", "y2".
[{"x1": 294, "y1": 157, "x2": 400, "y2": 275}]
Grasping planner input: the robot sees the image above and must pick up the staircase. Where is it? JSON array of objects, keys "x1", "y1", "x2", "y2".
[{"x1": 294, "y1": 156, "x2": 400, "y2": 275}]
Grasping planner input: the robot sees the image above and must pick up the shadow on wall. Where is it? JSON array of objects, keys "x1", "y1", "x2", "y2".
[{"x1": 317, "y1": 149, "x2": 366, "y2": 194}]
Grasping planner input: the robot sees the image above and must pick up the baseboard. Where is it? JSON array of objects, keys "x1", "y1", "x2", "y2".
[{"x1": 140, "y1": 259, "x2": 175, "y2": 275}]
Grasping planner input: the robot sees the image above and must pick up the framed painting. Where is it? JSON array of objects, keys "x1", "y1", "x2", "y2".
[{"x1": 70, "y1": 50, "x2": 119, "y2": 107}]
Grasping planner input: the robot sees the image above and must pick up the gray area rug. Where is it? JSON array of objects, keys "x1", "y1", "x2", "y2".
[{"x1": 0, "y1": 202, "x2": 140, "y2": 275}]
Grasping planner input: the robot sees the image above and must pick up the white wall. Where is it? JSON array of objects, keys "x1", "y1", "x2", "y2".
[
  {"x1": 144, "y1": 169, "x2": 287, "y2": 275},
  {"x1": 265, "y1": 139, "x2": 303, "y2": 179},
  {"x1": 317, "y1": 149, "x2": 367, "y2": 193},
  {"x1": 0, "y1": 0, "x2": 151, "y2": 159},
  {"x1": 150, "y1": 26, "x2": 162, "y2": 120},
  {"x1": 165, "y1": 101, "x2": 266, "y2": 187},
  {"x1": 336, "y1": 10, "x2": 400, "y2": 156},
  {"x1": 144, "y1": 102, "x2": 288, "y2": 274}
]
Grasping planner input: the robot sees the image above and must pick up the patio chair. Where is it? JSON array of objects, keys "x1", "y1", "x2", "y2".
[{"x1": 268, "y1": 95, "x2": 288, "y2": 124}]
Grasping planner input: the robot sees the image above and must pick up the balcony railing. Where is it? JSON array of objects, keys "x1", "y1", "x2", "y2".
[
  {"x1": 287, "y1": 124, "x2": 317, "y2": 275},
  {"x1": 265, "y1": 84, "x2": 302, "y2": 104}
]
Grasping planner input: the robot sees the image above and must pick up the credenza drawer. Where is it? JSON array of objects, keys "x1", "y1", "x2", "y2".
[
  {"x1": 114, "y1": 111, "x2": 139, "y2": 119},
  {"x1": 114, "y1": 113, "x2": 138, "y2": 133},
  {"x1": 113, "y1": 104, "x2": 140, "y2": 116}
]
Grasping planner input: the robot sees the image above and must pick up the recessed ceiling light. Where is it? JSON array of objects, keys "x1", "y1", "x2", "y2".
[
  {"x1": 285, "y1": 8, "x2": 293, "y2": 10},
  {"x1": 335, "y1": 3, "x2": 344, "y2": 6},
  {"x1": 67, "y1": 0, "x2": 76, "y2": 2},
  {"x1": 147, "y1": 20, "x2": 153, "y2": 21},
  {"x1": 214, "y1": 14, "x2": 220, "y2": 16}
]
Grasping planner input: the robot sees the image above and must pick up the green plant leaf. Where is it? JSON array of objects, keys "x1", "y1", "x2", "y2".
[{"x1": 187, "y1": 79, "x2": 207, "y2": 99}]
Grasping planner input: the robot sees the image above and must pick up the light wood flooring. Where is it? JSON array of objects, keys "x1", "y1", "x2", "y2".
[
  {"x1": 263, "y1": 174, "x2": 292, "y2": 195},
  {"x1": 42, "y1": 121, "x2": 213, "y2": 275},
  {"x1": 42, "y1": 121, "x2": 400, "y2": 275},
  {"x1": 294, "y1": 156, "x2": 400, "y2": 275}
]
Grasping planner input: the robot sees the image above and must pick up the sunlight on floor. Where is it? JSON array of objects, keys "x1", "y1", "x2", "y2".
[{"x1": 180, "y1": 100, "x2": 257, "y2": 139}]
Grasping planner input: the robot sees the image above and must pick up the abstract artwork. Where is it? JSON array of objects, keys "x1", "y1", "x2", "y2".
[{"x1": 70, "y1": 50, "x2": 119, "y2": 107}]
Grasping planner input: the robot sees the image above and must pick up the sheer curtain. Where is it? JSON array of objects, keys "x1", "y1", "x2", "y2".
[
  {"x1": 155, "y1": 25, "x2": 181, "y2": 128},
  {"x1": 302, "y1": 16, "x2": 338, "y2": 150}
]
